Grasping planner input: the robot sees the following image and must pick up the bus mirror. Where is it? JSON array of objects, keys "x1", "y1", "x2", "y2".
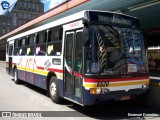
[
  {"x1": 83, "y1": 19, "x2": 89, "y2": 27},
  {"x1": 83, "y1": 27, "x2": 90, "y2": 46}
]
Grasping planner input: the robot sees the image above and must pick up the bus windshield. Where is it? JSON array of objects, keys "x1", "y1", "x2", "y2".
[{"x1": 85, "y1": 24, "x2": 148, "y2": 75}]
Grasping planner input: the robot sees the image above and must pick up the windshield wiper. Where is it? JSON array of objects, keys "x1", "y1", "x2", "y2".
[{"x1": 124, "y1": 26, "x2": 141, "y2": 39}]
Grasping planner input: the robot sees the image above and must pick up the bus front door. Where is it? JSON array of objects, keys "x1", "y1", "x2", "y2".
[{"x1": 64, "y1": 30, "x2": 83, "y2": 103}]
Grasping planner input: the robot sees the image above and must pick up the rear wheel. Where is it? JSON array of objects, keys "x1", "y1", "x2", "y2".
[
  {"x1": 14, "y1": 68, "x2": 21, "y2": 84},
  {"x1": 49, "y1": 76, "x2": 62, "y2": 103}
]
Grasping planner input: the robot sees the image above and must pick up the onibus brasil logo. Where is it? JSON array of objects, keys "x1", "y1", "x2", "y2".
[{"x1": 1, "y1": 1, "x2": 10, "y2": 10}]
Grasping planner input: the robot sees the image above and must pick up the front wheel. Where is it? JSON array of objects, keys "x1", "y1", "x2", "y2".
[
  {"x1": 14, "y1": 68, "x2": 21, "y2": 84},
  {"x1": 49, "y1": 76, "x2": 62, "y2": 103}
]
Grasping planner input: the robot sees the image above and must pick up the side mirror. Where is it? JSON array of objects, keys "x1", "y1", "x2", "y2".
[{"x1": 83, "y1": 19, "x2": 89, "y2": 27}]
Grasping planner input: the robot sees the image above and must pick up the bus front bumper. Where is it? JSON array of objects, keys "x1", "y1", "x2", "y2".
[{"x1": 83, "y1": 88, "x2": 148, "y2": 106}]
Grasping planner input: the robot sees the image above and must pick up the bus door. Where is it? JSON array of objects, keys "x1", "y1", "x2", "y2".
[
  {"x1": 64, "y1": 30, "x2": 83, "y2": 102},
  {"x1": 8, "y1": 44, "x2": 14, "y2": 75}
]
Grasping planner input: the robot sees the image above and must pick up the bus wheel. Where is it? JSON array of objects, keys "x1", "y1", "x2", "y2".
[
  {"x1": 14, "y1": 68, "x2": 20, "y2": 84},
  {"x1": 49, "y1": 76, "x2": 62, "y2": 103}
]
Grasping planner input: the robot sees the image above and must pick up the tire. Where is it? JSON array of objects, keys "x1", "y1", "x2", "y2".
[
  {"x1": 49, "y1": 76, "x2": 62, "y2": 103},
  {"x1": 14, "y1": 68, "x2": 21, "y2": 84}
]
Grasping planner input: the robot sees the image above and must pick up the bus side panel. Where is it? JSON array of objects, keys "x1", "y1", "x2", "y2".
[
  {"x1": 58, "y1": 79, "x2": 64, "y2": 98},
  {"x1": 16, "y1": 66, "x2": 48, "y2": 90},
  {"x1": 14, "y1": 56, "x2": 26, "y2": 81},
  {"x1": 34, "y1": 74, "x2": 47, "y2": 90},
  {"x1": 25, "y1": 71, "x2": 34, "y2": 84},
  {"x1": 17, "y1": 69, "x2": 25, "y2": 80}
]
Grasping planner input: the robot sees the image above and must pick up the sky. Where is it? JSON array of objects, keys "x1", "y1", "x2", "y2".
[{"x1": 41, "y1": 0, "x2": 66, "y2": 12}]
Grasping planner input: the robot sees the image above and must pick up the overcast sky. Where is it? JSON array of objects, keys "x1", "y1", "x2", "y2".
[{"x1": 41, "y1": 0, "x2": 66, "y2": 12}]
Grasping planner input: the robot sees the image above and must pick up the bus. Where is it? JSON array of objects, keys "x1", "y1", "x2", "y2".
[{"x1": 6, "y1": 10, "x2": 149, "y2": 106}]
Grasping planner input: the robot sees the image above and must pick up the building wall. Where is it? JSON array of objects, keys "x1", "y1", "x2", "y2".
[{"x1": 0, "y1": 0, "x2": 44, "y2": 37}]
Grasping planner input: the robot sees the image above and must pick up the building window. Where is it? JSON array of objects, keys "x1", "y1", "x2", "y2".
[
  {"x1": 13, "y1": 17, "x2": 17, "y2": 26},
  {"x1": 37, "y1": 4, "x2": 39, "y2": 12},
  {"x1": 32, "y1": 3, "x2": 35, "y2": 9},
  {"x1": 7, "y1": 27, "x2": 10, "y2": 32},
  {"x1": 2, "y1": 28, "x2": 5, "y2": 34},
  {"x1": 28, "y1": 14, "x2": 31, "y2": 19},
  {"x1": 19, "y1": 20, "x2": 22, "y2": 26},
  {"x1": 19, "y1": 13, "x2": 22, "y2": 18},
  {"x1": 24, "y1": 13, "x2": 27, "y2": 18},
  {"x1": 20, "y1": 2, "x2": 22, "y2": 7},
  {"x1": 13, "y1": 12, "x2": 16, "y2": 17},
  {"x1": 24, "y1": 2, "x2": 26, "y2": 8},
  {"x1": 28, "y1": 2, "x2": 30, "y2": 9},
  {"x1": 32, "y1": 14, "x2": 35, "y2": 19}
]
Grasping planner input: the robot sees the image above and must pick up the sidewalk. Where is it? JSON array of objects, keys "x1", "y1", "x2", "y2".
[{"x1": 0, "y1": 60, "x2": 6, "y2": 68}]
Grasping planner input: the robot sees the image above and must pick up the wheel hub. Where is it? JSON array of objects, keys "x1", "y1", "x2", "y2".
[
  {"x1": 50, "y1": 82, "x2": 56, "y2": 97},
  {"x1": 14, "y1": 71, "x2": 17, "y2": 81}
]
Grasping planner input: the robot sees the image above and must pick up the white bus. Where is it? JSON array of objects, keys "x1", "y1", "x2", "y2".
[{"x1": 6, "y1": 10, "x2": 149, "y2": 106}]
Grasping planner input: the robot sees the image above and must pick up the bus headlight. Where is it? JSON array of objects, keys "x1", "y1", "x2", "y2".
[
  {"x1": 90, "y1": 88, "x2": 102, "y2": 94},
  {"x1": 142, "y1": 84, "x2": 148, "y2": 89},
  {"x1": 96, "y1": 88, "x2": 102, "y2": 94},
  {"x1": 103, "y1": 88, "x2": 110, "y2": 94}
]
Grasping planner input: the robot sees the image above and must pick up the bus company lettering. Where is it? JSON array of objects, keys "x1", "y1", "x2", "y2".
[
  {"x1": 69, "y1": 21, "x2": 79, "y2": 28},
  {"x1": 97, "y1": 81, "x2": 109, "y2": 87},
  {"x1": 44, "y1": 59, "x2": 51, "y2": 70}
]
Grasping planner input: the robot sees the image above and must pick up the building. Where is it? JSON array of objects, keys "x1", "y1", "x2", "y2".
[{"x1": 0, "y1": 0, "x2": 44, "y2": 37}]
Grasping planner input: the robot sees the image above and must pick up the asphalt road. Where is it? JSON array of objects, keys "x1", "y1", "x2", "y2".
[{"x1": 0, "y1": 61, "x2": 159, "y2": 120}]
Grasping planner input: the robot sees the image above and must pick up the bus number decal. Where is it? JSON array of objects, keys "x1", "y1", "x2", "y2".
[
  {"x1": 97, "y1": 81, "x2": 109, "y2": 87},
  {"x1": 52, "y1": 58, "x2": 61, "y2": 65}
]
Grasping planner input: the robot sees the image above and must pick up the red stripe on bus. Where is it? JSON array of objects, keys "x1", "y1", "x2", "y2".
[
  {"x1": 36, "y1": 66, "x2": 44, "y2": 70},
  {"x1": 37, "y1": 66, "x2": 63, "y2": 73},
  {"x1": 48, "y1": 68, "x2": 63, "y2": 73},
  {"x1": 37, "y1": 66, "x2": 82, "y2": 77},
  {"x1": 74, "y1": 72, "x2": 82, "y2": 78},
  {"x1": 84, "y1": 76, "x2": 149, "y2": 83}
]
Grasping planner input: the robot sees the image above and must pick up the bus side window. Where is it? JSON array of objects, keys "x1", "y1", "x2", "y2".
[
  {"x1": 18, "y1": 37, "x2": 27, "y2": 56},
  {"x1": 14, "y1": 39, "x2": 19, "y2": 55},
  {"x1": 26, "y1": 34, "x2": 35, "y2": 56},
  {"x1": 47, "y1": 27, "x2": 63, "y2": 56},
  {"x1": 35, "y1": 31, "x2": 47, "y2": 56}
]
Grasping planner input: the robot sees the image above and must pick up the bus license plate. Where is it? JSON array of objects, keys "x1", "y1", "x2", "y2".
[{"x1": 120, "y1": 96, "x2": 131, "y2": 101}]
